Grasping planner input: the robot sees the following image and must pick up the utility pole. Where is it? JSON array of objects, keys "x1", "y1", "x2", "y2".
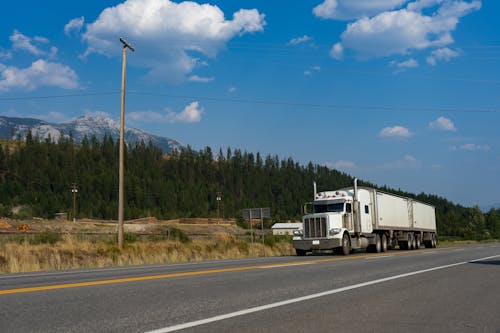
[
  {"x1": 71, "y1": 183, "x2": 78, "y2": 223},
  {"x1": 216, "y1": 192, "x2": 222, "y2": 224},
  {"x1": 118, "y1": 37, "x2": 135, "y2": 250}
]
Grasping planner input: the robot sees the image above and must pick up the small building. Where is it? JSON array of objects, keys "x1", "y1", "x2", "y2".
[
  {"x1": 271, "y1": 222, "x2": 302, "y2": 236},
  {"x1": 54, "y1": 213, "x2": 68, "y2": 221}
]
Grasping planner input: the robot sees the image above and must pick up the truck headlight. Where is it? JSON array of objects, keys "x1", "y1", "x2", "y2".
[
  {"x1": 293, "y1": 230, "x2": 303, "y2": 236},
  {"x1": 329, "y1": 228, "x2": 341, "y2": 236}
]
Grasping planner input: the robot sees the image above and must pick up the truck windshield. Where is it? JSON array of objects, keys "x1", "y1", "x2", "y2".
[{"x1": 313, "y1": 203, "x2": 344, "y2": 213}]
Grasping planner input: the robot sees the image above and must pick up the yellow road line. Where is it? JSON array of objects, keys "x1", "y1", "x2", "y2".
[{"x1": 0, "y1": 248, "x2": 446, "y2": 296}]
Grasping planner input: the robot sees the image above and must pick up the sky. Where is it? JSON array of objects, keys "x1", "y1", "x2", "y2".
[{"x1": 1, "y1": 0, "x2": 499, "y2": 208}]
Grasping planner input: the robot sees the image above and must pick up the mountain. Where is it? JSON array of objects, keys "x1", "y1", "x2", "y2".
[
  {"x1": 481, "y1": 203, "x2": 500, "y2": 212},
  {"x1": 0, "y1": 115, "x2": 183, "y2": 153}
]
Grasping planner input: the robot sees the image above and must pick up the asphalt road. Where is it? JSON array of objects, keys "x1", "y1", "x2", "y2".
[{"x1": 1, "y1": 243, "x2": 499, "y2": 332}]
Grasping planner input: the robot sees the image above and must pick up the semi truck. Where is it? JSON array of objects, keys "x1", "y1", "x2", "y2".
[{"x1": 292, "y1": 179, "x2": 437, "y2": 256}]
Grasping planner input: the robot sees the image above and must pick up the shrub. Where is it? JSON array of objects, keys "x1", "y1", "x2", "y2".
[{"x1": 30, "y1": 231, "x2": 62, "y2": 245}]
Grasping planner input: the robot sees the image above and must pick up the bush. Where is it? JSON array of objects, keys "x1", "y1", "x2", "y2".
[
  {"x1": 264, "y1": 234, "x2": 291, "y2": 247},
  {"x1": 124, "y1": 233, "x2": 138, "y2": 243},
  {"x1": 168, "y1": 227, "x2": 190, "y2": 243},
  {"x1": 30, "y1": 231, "x2": 62, "y2": 245}
]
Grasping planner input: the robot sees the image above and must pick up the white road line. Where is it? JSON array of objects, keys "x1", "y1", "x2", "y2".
[{"x1": 145, "y1": 254, "x2": 500, "y2": 333}]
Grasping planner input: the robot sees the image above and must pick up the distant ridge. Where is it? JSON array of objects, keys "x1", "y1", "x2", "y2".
[
  {"x1": 0, "y1": 115, "x2": 184, "y2": 153},
  {"x1": 481, "y1": 203, "x2": 500, "y2": 212}
]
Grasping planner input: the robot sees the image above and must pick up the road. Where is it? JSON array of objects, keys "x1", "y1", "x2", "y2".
[{"x1": 1, "y1": 243, "x2": 499, "y2": 332}]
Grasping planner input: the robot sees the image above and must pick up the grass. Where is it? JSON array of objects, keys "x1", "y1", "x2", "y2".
[{"x1": 0, "y1": 232, "x2": 294, "y2": 274}]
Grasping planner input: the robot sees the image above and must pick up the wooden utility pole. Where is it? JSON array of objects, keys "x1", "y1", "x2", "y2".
[{"x1": 118, "y1": 37, "x2": 135, "y2": 250}]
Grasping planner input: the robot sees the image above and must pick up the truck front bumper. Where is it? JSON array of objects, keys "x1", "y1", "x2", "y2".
[{"x1": 293, "y1": 238, "x2": 342, "y2": 251}]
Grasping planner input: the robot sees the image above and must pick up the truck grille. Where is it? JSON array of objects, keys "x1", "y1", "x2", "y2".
[{"x1": 304, "y1": 217, "x2": 327, "y2": 238}]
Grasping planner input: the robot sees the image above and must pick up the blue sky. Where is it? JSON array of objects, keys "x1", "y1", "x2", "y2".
[{"x1": 1, "y1": 0, "x2": 499, "y2": 207}]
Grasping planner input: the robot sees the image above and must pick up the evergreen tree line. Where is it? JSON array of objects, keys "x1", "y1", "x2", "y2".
[{"x1": 0, "y1": 135, "x2": 498, "y2": 240}]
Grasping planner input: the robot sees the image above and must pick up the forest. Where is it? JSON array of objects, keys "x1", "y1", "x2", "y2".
[{"x1": 0, "y1": 134, "x2": 499, "y2": 240}]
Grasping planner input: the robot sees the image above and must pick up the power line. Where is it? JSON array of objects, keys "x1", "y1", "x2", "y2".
[
  {"x1": 130, "y1": 92, "x2": 500, "y2": 114},
  {"x1": 0, "y1": 89, "x2": 498, "y2": 113},
  {"x1": 0, "y1": 91, "x2": 119, "y2": 101}
]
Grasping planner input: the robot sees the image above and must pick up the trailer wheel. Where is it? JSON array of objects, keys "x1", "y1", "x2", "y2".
[
  {"x1": 341, "y1": 233, "x2": 351, "y2": 256},
  {"x1": 415, "y1": 236, "x2": 421, "y2": 249},
  {"x1": 431, "y1": 234, "x2": 437, "y2": 248},
  {"x1": 296, "y1": 249, "x2": 307, "y2": 256},
  {"x1": 381, "y1": 234, "x2": 388, "y2": 252},
  {"x1": 410, "y1": 234, "x2": 417, "y2": 250}
]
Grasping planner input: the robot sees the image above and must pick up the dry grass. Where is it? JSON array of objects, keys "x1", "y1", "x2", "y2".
[{"x1": 0, "y1": 233, "x2": 294, "y2": 274}]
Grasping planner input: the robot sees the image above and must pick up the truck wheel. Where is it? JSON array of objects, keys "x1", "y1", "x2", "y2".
[
  {"x1": 374, "y1": 234, "x2": 382, "y2": 253},
  {"x1": 296, "y1": 249, "x2": 307, "y2": 256},
  {"x1": 431, "y1": 234, "x2": 437, "y2": 248},
  {"x1": 411, "y1": 235, "x2": 417, "y2": 250},
  {"x1": 381, "y1": 234, "x2": 388, "y2": 252},
  {"x1": 415, "y1": 236, "x2": 421, "y2": 249},
  {"x1": 341, "y1": 233, "x2": 351, "y2": 256}
]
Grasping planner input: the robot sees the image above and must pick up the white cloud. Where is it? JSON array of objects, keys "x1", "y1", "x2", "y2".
[
  {"x1": 330, "y1": 42, "x2": 344, "y2": 59},
  {"x1": 324, "y1": 1, "x2": 480, "y2": 60},
  {"x1": 394, "y1": 58, "x2": 419, "y2": 68},
  {"x1": 382, "y1": 155, "x2": 422, "y2": 169},
  {"x1": 304, "y1": 66, "x2": 321, "y2": 76},
  {"x1": 327, "y1": 160, "x2": 357, "y2": 170},
  {"x1": 429, "y1": 116, "x2": 457, "y2": 131},
  {"x1": 426, "y1": 47, "x2": 460, "y2": 65},
  {"x1": 0, "y1": 51, "x2": 12, "y2": 60},
  {"x1": 168, "y1": 101, "x2": 204, "y2": 123},
  {"x1": 188, "y1": 75, "x2": 214, "y2": 83},
  {"x1": 9, "y1": 30, "x2": 58, "y2": 59},
  {"x1": 228, "y1": 86, "x2": 237, "y2": 93},
  {"x1": 288, "y1": 35, "x2": 311, "y2": 46},
  {"x1": 313, "y1": 0, "x2": 408, "y2": 20},
  {"x1": 379, "y1": 125, "x2": 413, "y2": 138},
  {"x1": 128, "y1": 101, "x2": 204, "y2": 124},
  {"x1": 64, "y1": 17, "x2": 85, "y2": 36},
  {"x1": 10, "y1": 30, "x2": 46, "y2": 56},
  {"x1": 0, "y1": 59, "x2": 79, "y2": 92},
  {"x1": 450, "y1": 143, "x2": 490, "y2": 152},
  {"x1": 82, "y1": 0, "x2": 266, "y2": 82}
]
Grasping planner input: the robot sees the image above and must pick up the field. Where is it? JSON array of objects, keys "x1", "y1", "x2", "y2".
[{"x1": 0, "y1": 218, "x2": 294, "y2": 274}]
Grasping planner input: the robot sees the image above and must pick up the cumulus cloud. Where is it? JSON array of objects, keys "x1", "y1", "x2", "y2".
[
  {"x1": 429, "y1": 116, "x2": 457, "y2": 131},
  {"x1": 228, "y1": 86, "x2": 237, "y2": 93},
  {"x1": 188, "y1": 75, "x2": 214, "y2": 83},
  {"x1": 382, "y1": 155, "x2": 422, "y2": 169},
  {"x1": 313, "y1": 0, "x2": 408, "y2": 20},
  {"x1": 80, "y1": 0, "x2": 265, "y2": 82},
  {"x1": 394, "y1": 58, "x2": 419, "y2": 68},
  {"x1": 326, "y1": 160, "x2": 357, "y2": 170},
  {"x1": 168, "y1": 101, "x2": 204, "y2": 123},
  {"x1": 288, "y1": 35, "x2": 311, "y2": 46},
  {"x1": 450, "y1": 143, "x2": 490, "y2": 151},
  {"x1": 0, "y1": 60, "x2": 79, "y2": 92},
  {"x1": 128, "y1": 101, "x2": 204, "y2": 124},
  {"x1": 0, "y1": 50, "x2": 12, "y2": 60},
  {"x1": 320, "y1": 1, "x2": 480, "y2": 62},
  {"x1": 10, "y1": 30, "x2": 49, "y2": 56},
  {"x1": 64, "y1": 17, "x2": 85, "y2": 36},
  {"x1": 426, "y1": 47, "x2": 460, "y2": 65},
  {"x1": 379, "y1": 125, "x2": 413, "y2": 138},
  {"x1": 330, "y1": 42, "x2": 344, "y2": 59}
]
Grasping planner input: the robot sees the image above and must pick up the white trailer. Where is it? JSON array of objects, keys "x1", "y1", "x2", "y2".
[{"x1": 292, "y1": 179, "x2": 437, "y2": 255}]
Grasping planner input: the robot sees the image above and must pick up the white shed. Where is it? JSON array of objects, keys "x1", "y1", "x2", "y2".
[{"x1": 271, "y1": 223, "x2": 302, "y2": 236}]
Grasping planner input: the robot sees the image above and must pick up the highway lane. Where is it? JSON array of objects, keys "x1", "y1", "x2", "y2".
[{"x1": 1, "y1": 243, "x2": 499, "y2": 332}]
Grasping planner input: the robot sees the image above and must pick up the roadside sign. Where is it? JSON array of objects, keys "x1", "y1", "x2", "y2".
[{"x1": 242, "y1": 207, "x2": 271, "y2": 219}]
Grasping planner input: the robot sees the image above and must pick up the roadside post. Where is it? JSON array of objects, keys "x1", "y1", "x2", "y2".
[{"x1": 242, "y1": 207, "x2": 271, "y2": 257}]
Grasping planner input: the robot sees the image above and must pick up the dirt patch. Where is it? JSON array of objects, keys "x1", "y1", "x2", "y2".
[{"x1": 0, "y1": 219, "x2": 13, "y2": 230}]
